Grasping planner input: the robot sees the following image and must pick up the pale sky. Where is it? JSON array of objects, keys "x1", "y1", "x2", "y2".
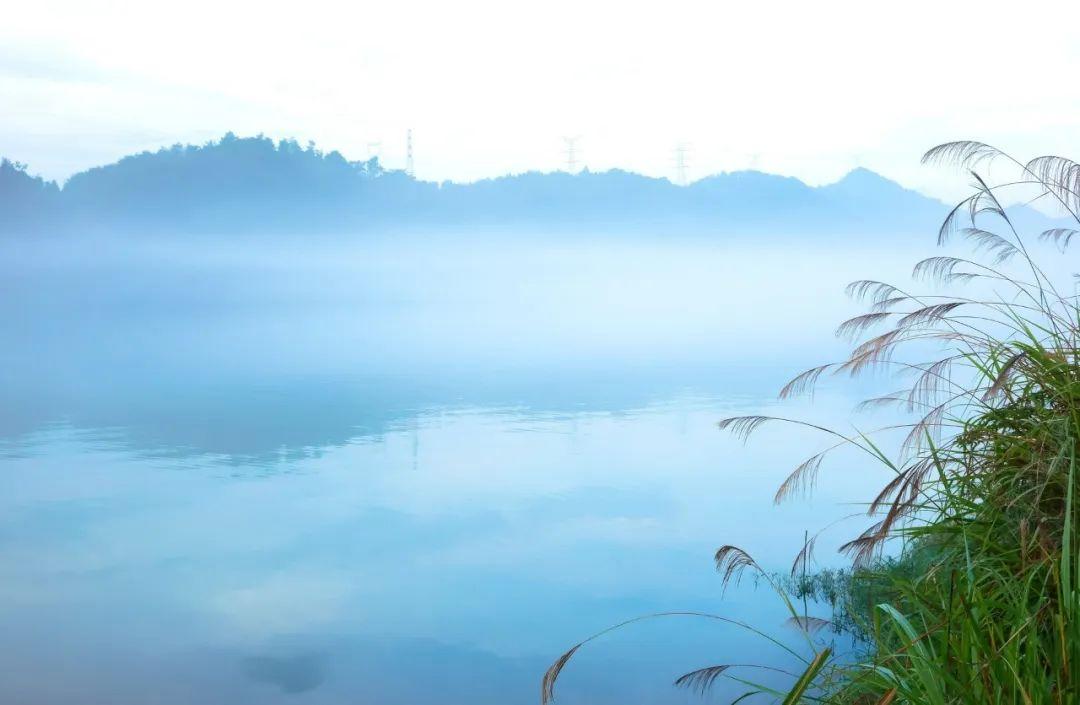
[{"x1": 2, "y1": 0, "x2": 1079, "y2": 199}]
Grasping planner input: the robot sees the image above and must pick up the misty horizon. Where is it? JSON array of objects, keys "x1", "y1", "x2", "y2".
[
  {"x1": 4, "y1": 132, "x2": 940, "y2": 192},
  {"x1": 2, "y1": 132, "x2": 963, "y2": 239}
]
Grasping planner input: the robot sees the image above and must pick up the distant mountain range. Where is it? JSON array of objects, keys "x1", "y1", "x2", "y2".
[{"x1": 1, "y1": 133, "x2": 952, "y2": 238}]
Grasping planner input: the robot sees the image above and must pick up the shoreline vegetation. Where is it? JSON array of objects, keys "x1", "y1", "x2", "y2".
[{"x1": 542, "y1": 142, "x2": 1080, "y2": 703}]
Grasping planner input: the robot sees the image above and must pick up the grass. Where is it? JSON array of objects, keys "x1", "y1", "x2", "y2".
[{"x1": 541, "y1": 141, "x2": 1080, "y2": 703}]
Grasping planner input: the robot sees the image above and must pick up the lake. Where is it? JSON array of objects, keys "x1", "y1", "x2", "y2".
[{"x1": 0, "y1": 235, "x2": 918, "y2": 704}]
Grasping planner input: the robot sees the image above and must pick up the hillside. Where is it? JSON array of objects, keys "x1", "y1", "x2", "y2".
[{"x1": 1, "y1": 134, "x2": 949, "y2": 238}]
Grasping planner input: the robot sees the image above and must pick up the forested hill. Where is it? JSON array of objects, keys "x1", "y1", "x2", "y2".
[{"x1": 1, "y1": 133, "x2": 949, "y2": 237}]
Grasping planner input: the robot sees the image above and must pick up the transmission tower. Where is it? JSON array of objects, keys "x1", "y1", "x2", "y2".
[
  {"x1": 562, "y1": 136, "x2": 581, "y2": 173},
  {"x1": 673, "y1": 142, "x2": 691, "y2": 185},
  {"x1": 405, "y1": 129, "x2": 414, "y2": 177}
]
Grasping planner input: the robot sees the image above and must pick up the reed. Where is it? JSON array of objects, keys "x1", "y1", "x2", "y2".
[{"x1": 542, "y1": 142, "x2": 1080, "y2": 703}]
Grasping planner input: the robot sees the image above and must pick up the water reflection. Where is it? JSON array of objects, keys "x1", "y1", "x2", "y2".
[
  {"x1": 0, "y1": 239, "x2": 913, "y2": 703},
  {"x1": 243, "y1": 652, "x2": 326, "y2": 694}
]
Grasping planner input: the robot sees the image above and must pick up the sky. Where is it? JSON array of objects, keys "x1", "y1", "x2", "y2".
[{"x1": 2, "y1": 0, "x2": 1080, "y2": 199}]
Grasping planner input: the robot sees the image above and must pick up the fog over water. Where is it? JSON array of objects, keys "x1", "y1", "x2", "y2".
[{"x1": 1, "y1": 232, "x2": 939, "y2": 703}]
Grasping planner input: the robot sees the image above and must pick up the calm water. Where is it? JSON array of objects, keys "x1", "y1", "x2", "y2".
[{"x1": 0, "y1": 237, "x2": 914, "y2": 704}]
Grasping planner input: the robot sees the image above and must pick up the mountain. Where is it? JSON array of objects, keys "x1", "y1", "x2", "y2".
[
  {"x1": 0, "y1": 158, "x2": 60, "y2": 232},
  {"x1": 0, "y1": 134, "x2": 950, "y2": 238}
]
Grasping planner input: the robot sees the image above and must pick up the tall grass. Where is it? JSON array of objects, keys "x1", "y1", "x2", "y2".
[{"x1": 541, "y1": 142, "x2": 1080, "y2": 703}]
